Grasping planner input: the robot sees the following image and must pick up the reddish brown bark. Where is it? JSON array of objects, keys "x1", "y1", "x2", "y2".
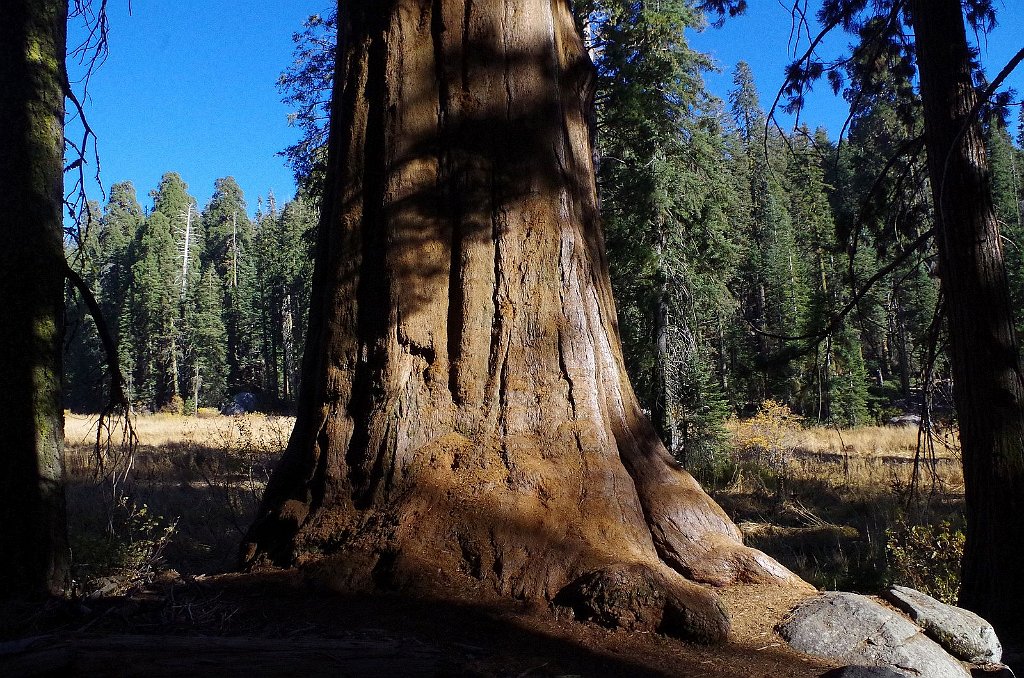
[{"x1": 244, "y1": 0, "x2": 799, "y2": 640}]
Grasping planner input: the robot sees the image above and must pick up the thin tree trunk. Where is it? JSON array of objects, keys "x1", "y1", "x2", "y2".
[
  {"x1": 911, "y1": 0, "x2": 1024, "y2": 624},
  {"x1": 652, "y1": 287, "x2": 673, "y2": 450},
  {"x1": 243, "y1": 0, "x2": 799, "y2": 642},
  {"x1": 0, "y1": 0, "x2": 70, "y2": 599}
]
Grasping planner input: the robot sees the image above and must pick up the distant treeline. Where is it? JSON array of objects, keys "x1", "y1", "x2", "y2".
[{"x1": 64, "y1": 174, "x2": 315, "y2": 414}]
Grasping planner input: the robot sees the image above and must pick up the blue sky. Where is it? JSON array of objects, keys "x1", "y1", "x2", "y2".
[
  {"x1": 67, "y1": 2, "x2": 1022, "y2": 217},
  {"x1": 67, "y1": 1, "x2": 327, "y2": 216},
  {"x1": 689, "y1": 1, "x2": 1023, "y2": 138}
]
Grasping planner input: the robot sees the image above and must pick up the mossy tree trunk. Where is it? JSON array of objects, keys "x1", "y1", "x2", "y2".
[
  {"x1": 244, "y1": 0, "x2": 797, "y2": 640},
  {"x1": 911, "y1": 0, "x2": 1024, "y2": 624},
  {"x1": 0, "y1": 0, "x2": 69, "y2": 599}
]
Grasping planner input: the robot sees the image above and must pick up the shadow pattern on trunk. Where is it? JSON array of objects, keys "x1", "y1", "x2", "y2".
[{"x1": 243, "y1": 0, "x2": 803, "y2": 642}]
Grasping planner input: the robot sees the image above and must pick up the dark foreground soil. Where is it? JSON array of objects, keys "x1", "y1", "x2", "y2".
[
  {"x1": 0, "y1": 570, "x2": 837, "y2": 677},
  {"x1": 4, "y1": 570, "x2": 1020, "y2": 677}
]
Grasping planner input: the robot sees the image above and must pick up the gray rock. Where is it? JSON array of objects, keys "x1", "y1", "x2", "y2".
[
  {"x1": 223, "y1": 391, "x2": 259, "y2": 415},
  {"x1": 884, "y1": 585, "x2": 1002, "y2": 663},
  {"x1": 780, "y1": 591, "x2": 971, "y2": 678},
  {"x1": 887, "y1": 414, "x2": 922, "y2": 427},
  {"x1": 821, "y1": 668, "x2": 908, "y2": 678},
  {"x1": 969, "y1": 666, "x2": 1015, "y2": 678}
]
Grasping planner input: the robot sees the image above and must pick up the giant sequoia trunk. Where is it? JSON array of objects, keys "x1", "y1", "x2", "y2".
[
  {"x1": 0, "y1": 0, "x2": 69, "y2": 599},
  {"x1": 911, "y1": 0, "x2": 1024, "y2": 624},
  {"x1": 244, "y1": 0, "x2": 796, "y2": 639}
]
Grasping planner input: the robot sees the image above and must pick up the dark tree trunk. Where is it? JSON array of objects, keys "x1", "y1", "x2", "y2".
[
  {"x1": 0, "y1": 0, "x2": 69, "y2": 599},
  {"x1": 911, "y1": 0, "x2": 1024, "y2": 623},
  {"x1": 243, "y1": 0, "x2": 799, "y2": 641}
]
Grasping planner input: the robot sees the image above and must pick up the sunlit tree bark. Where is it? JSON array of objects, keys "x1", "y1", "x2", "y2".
[{"x1": 244, "y1": 0, "x2": 797, "y2": 640}]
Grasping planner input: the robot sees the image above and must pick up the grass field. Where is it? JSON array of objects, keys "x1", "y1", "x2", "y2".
[
  {"x1": 719, "y1": 416, "x2": 964, "y2": 599},
  {"x1": 64, "y1": 413, "x2": 293, "y2": 589},
  {"x1": 62, "y1": 412, "x2": 966, "y2": 601}
]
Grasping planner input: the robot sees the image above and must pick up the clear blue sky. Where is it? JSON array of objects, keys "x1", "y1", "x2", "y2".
[
  {"x1": 67, "y1": 1, "x2": 327, "y2": 216},
  {"x1": 689, "y1": 1, "x2": 1023, "y2": 138},
  {"x1": 67, "y1": 2, "x2": 1022, "y2": 217}
]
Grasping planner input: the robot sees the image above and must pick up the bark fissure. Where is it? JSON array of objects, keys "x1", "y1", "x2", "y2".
[{"x1": 244, "y1": 0, "x2": 801, "y2": 638}]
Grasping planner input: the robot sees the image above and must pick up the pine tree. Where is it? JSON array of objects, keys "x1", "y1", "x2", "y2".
[
  {"x1": 786, "y1": 129, "x2": 869, "y2": 424},
  {"x1": 278, "y1": 11, "x2": 336, "y2": 198},
  {"x1": 151, "y1": 171, "x2": 202, "y2": 297},
  {"x1": 726, "y1": 62, "x2": 806, "y2": 407},
  {"x1": 99, "y1": 181, "x2": 144, "y2": 403},
  {"x1": 0, "y1": 0, "x2": 70, "y2": 599},
  {"x1": 987, "y1": 120, "x2": 1024, "y2": 339},
  {"x1": 202, "y1": 178, "x2": 258, "y2": 397},
  {"x1": 184, "y1": 266, "x2": 228, "y2": 409},
  {"x1": 252, "y1": 198, "x2": 315, "y2": 408},
  {"x1": 64, "y1": 201, "x2": 105, "y2": 412}
]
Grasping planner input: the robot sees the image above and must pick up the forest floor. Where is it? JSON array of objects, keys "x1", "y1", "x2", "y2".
[
  {"x1": 2, "y1": 414, "x2": 1018, "y2": 677},
  {"x1": 1, "y1": 570, "x2": 833, "y2": 677}
]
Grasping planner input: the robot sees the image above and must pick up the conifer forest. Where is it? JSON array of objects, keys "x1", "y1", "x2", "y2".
[
  {"x1": 64, "y1": 4, "x2": 1024, "y2": 479},
  {"x1": 5, "y1": 0, "x2": 1024, "y2": 675}
]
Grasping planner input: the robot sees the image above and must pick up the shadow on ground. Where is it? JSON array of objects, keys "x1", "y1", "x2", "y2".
[{"x1": 0, "y1": 571, "x2": 830, "y2": 678}]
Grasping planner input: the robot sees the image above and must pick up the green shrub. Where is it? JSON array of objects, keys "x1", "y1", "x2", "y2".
[
  {"x1": 885, "y1": 518, "x2": 964, "y2": 604},
  {"x1": 71, "y1": 496, "x2": 177, "y2": 596}
]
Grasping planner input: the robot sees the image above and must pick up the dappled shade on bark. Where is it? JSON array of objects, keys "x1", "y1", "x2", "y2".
[{"x1": 243, "y1": 0, "x2": 799, "y2": 640}]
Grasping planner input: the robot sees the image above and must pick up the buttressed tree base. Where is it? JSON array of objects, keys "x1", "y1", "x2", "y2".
[{"x1": 243, "y1": 0, "x2": 802, "y2": 641}]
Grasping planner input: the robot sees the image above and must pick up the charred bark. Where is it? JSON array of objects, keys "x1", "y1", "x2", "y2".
[{"x1": 243, "y1": 0, "x2": 799, "y2": 640}]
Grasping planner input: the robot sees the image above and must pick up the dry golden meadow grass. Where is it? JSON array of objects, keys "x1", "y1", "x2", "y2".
[
  {"x1": 61, "y1": 412, "x2": 965, "y2": 596},
  {"x1": 720, "y1": 415, "x2": 964, "y2": 593},
  {"x1": 64, "y1": 412, "x2": 294, "y2": 581}
]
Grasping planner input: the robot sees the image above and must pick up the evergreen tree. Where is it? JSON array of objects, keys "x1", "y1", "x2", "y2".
[
  {"x1": 99, "y1": 181, "x2": 144, "y2": 402},
  {"x1": 585, "y1": 0, "x2": 736, "y2": 464},
  {"x1": 987, "y1": 120, "x2": 1024, "y2": 339},
  {"x1": 0, "y1": 0, "x2": 70, "y2": 599},
  {"x1": 201, "y1": 176, "x2": 248, "y2": 278},
  {"x1": 202, "y1": 178, "x2": 258, "y2": 397},
  {"x1": 63, "y1": 201, "x2": 105, "y2": 411},
  {"x1": 828, "y1": 41, "x2": 938, "y2": 406},
  {"x1": 278, "y1": 11, "x2": 336, "y2": 198},
  {"x1": 252, "y1": 198, "x2": 315, "y2": 409},
  {"x1": 151, "y1": 171, "x2": 202, "y2": 297},
  {"x1": 725, "y1": 62, "x2": 806, "y2": 408},
  {"x1": 126, "y1": 211, "x2": 181, "y2": 412},
  {"x1": 786, "y1": 129, "x2": 869, "y2": 424},
  {"x1": 184, "y1": 266, "x2": 228, "y2": 409}
]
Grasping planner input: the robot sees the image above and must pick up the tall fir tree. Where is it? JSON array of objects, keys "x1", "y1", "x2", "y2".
[
  {"x1": 252, "y1": 198, "x2": 315, "y2": 409},
  {"x1": 726, "y1": 62, "x2": 806, "y2": 408},
  {"x1": 184, "y1": 266, "x2": 228, "y2": 409},
  {"x1": 63, "y1": 201, "x2": 105, "y2": 411},
  {"x1": 202, "y1": 178, "x2": 258, "y2": 397},
  {"x1": 126, "y1": 211, "x2": 182, "y2": 412},
  {"x1": 583, "y1": 0, "x2": 736, "y2": 466}
]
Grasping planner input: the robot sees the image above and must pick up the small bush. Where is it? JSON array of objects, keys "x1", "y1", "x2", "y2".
[
  {"x1": 886, "y1": 518, "x2": 964, "y2": 604},
  {"x1": 71, "y1": 496, "x2": 177, "y2": 597},
  {"x1": 729, "y1": 400, "x2": 804, "y2": 497}
]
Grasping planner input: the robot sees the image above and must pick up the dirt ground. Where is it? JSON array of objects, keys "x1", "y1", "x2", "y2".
[{"x1": 0, "y1": 569, "x2": 838, "y2": 677}]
